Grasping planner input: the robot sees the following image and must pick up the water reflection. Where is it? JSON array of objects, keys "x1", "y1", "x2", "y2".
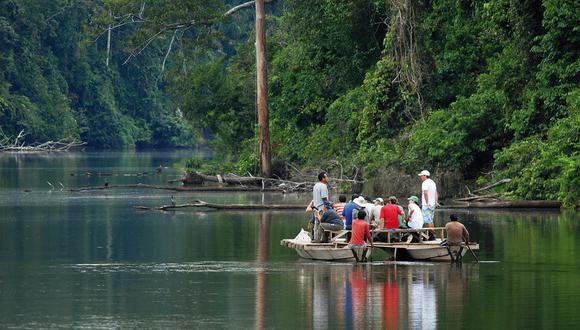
[
  {"x1": 1, "y1": 151, "x2": 579, "y2": 328},
  {"x1": 255, "y1": 213, "x2": 270, "y2": 330},
  {"x1": 294, "y1": 262, "x2": 480, "y2": 329}
]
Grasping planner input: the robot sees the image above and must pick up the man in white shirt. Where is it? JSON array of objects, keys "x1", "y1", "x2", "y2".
[{"x1": 418, "y1": 170, "x2": 438, "y2": 239}]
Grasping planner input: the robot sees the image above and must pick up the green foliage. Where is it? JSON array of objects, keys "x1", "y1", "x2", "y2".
[
  {"x1": 267, "y1": 0, "x2": 388, "y2": 160},
  {"x1": 494, "y1": 89, "x2": 580, "y2": 207},
  {"x1": 0, "y1": 0, "x2": 193, "y2": 147},
  {"x1": 510, "y1": 0, "x2": 580, "y2": 139},
  {"x1": 406, "y1": 90, "x2": 509, "y2": 173},
  {"x1": 3, "y1": 0, "x2": 577, "y2": 205}
]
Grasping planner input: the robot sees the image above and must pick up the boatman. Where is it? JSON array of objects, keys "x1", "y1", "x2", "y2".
[
  {"x1": 348, "y1": 210, "x2": 373, "y2": 261},
  {"x1": 442, "y1": 214, "x2": 469, "y2": 246},
  {"x1": 418, "y1": 170, "x2": 439, "y2": 240}
]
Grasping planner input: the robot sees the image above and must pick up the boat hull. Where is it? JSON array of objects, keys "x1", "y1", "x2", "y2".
[
  {"x1": 379, "y1": 242, "x2": 479, "y2": 261},
  {"x1": 281, "y1": 229, "x2": 371, "y2": 261},
  {"x1": 295, "y1": 247, "x2": 369, "y2": 261},
  {"x1": 281, "y1": 229, "x2": 479, "y2": 262}
]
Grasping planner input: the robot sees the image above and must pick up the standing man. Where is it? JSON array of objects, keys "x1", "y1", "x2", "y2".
[
  {"x1": 313, "y1": 172, "x2": 330, "y2": 212},
  {"x1": 418, "y1": 170, "x2": 438, "y2": 239}
]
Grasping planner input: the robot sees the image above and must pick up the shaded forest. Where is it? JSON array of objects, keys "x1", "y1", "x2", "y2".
[
  {"x1": 0, "y1": 0, "x2": 193, "y2": 148},
  {"x1": 0, "y1": 0, "x2": 577, "y2": 206}
]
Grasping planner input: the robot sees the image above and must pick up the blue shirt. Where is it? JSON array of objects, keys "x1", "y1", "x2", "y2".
[
  {"x1": 342, "y1": 202, "x2": 357, "y2": 230},
  {"x1": 321, "y1": 209, "x2": 344, "y2": 227}
]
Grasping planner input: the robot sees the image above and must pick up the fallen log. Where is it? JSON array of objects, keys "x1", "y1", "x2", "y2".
[
  {"x1": 182, "y1": 171, "x2": 303, "y2": 186},
  {"x1": 455, "y1": 193, "x2": 502, "y2": 202},
  {"x1": 69, "y1": 183, "x2": 282, "y2": 192},
  {"x1": 134, "y1": 199, "x2": 305, "y2": 211},
  {"x1": 444, "y1": 200, "x2": 561, "y2": 209},
  {"x1": 179, "y1": 171, "x2": 363, "y2": 192}
]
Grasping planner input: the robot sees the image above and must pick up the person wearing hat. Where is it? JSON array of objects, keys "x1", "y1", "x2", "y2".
[
  {"x1": 371, "y1": 197, "x2": 384, "y2": 228},
  {"x1": 406, "y1": 196, "x2": 424, "y2": 229},
  {"x1": 418, "y1": 170, "x2": 439, "y2": 237},
  {"x1": 350, "y1": 196, "x2": 370, "y2": 223},
  {"x1": 443, "y1": 214, "x2": 469, "y2": 246}
]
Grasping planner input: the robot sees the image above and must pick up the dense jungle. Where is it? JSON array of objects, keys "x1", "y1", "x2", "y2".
[{"x1": 0, "y1": 0, "x2": 577, "y2": 206}]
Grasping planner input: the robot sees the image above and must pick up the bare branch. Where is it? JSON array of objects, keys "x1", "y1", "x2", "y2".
[
  {"x1": 122, "y1": 28, "x2": 167, "y2": 65},
  {"x1": 225, "y1": 1, "x2": 256, "y2": 16},
  {"x1": 225, "y1": 0, "x2": 275, "y2": 16},
  {"x1": 161, "y1": 30, "x2": 177, "y2": 73}
]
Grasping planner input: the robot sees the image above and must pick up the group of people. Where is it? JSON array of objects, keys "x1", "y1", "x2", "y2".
[{"x1": 307, "y1": 170, "x2": 469, "y2": 247}]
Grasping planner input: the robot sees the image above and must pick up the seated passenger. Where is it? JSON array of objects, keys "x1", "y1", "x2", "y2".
[
  {"x1": 312, "y1": 202, "x2": 344, "y2": 243},
  {"x1": 334, "y1": 195, "x2": 347, "y2": 222},
  {"x1": 380, "y1": 196, "x2": 406, "y2": 229},
  {"x1": 406, "y1": 196, "x2": 424, "y2": 229},
  {"x1": 371, "y1": 197, "x2": 384, "y2": 228}
]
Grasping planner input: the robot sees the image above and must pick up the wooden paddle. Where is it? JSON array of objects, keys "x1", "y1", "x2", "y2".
[{"x1": 465, "y1": 242, "x2": 479, "y2": 262}]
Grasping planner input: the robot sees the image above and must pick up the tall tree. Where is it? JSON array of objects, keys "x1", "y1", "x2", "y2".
[{"x1": 255, "y1": 0, "x2": 271, "y2": 177}]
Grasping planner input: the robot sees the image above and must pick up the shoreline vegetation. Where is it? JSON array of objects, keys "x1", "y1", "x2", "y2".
[
  {"x1": 1, "y1": 1, "x2": 577, "y2": 208},
  {"x1": 64, "y1": 169, "x2": 563, "y2": 210}
]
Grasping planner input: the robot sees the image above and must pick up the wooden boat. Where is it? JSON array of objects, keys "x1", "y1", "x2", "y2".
[
  {"x1": 280, "y1": 227, "x2": 479, "y2": 262},
  {"x1": 280, "y1": 229, "x2": 371, "y2": 261}
]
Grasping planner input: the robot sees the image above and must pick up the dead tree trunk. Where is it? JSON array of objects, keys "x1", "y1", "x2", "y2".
[{"x1": 255, "y1": 0, "x2": 271, "y2": 178}]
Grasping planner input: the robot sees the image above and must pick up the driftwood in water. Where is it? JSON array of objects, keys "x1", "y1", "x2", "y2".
[
  {"x1": 455, "y1": 179, "x2": 512, "y2": 203},
  {"x1": 134, "y1": 199, "x2": 304, "y2": 211},
  {"x1": 69, "y1": 183, "x2": 281, "y2": 192},
  {"x1": 1, "y1": 130, "x2": 86, "y2": 152},
  {"x1": 179, "y1": 171, "x2": 363, "y2": 192},
  {"x1": 183, "y1": 171, "x2": 266, "y2": 185},
  {"x1": 472, "y1": 178, "x2": 511, "y2": 194},
  {"x1": 455, "y1": 193, "x2": 502, "y2": 202},
  {"x1": 446, "y1": 200, "x2": 561, "y2": 209}
]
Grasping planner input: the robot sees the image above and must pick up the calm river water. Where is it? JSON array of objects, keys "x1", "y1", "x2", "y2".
[{"x1": 0, "y1": 151, "x2": 578, "y2": 329}]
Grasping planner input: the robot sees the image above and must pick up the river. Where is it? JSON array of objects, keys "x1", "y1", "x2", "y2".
[{"x1": 0, "y1": 151, "x2": 578, "y2": 329}]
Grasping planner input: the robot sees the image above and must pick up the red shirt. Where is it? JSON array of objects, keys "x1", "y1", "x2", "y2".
[
  {"x1": 380, "y1": 204, "x2": 404, "y2": 229},
  {"x1": 350, "y1": 219, "x2": 371, "y2": 245}
]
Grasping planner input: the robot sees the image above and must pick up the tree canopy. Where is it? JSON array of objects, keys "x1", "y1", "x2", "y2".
[{"x1": 1, "y1": 0, "x2": 577, "y2": 206}]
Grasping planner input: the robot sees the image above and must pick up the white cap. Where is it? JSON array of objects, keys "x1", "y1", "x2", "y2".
[
  {"x1": 373, "y1": 197, "x2": 384, "y2": 204},
  {"x1": 418, "y1": 170, "x2": 430, "y2": 177},
  {"x1": 353, "y1": 196, "x2": 366, "y2": 206}
]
